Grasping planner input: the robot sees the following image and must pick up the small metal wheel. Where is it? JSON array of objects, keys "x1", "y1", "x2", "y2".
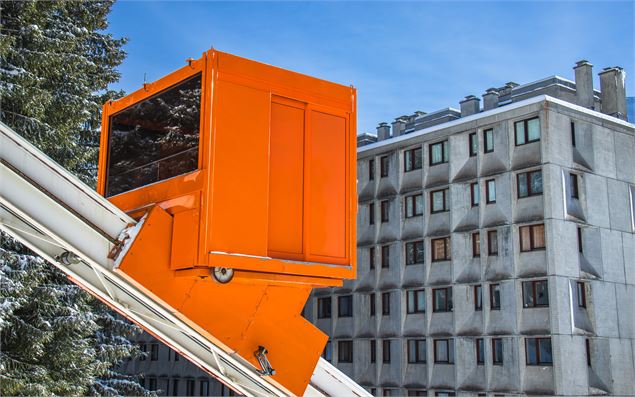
[{"x1": 211, "y1": 267, "x2": 234, "y2": 284}]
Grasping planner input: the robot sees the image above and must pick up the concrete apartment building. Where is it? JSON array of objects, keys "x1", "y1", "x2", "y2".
[{"x1": 303, "y1": 61, "x2": 635, "y2": 397}]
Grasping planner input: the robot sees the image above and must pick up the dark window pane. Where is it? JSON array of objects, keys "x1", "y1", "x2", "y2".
[
  {"x1": 476, "y1": 338, "x2": 484, "y2": 364},
  {"x1": 536, "y1": 281, "x2": 549, "y2": 306},
  {"x1": 518, "y1": 173, "x2": 528, "y2": 198},
  {"x1": 527, "y1": 118, "x2": 540, "y2": 141},
  {"x1": 539, "y1": 339, "x2": 552, "y2": 364},
  {"x1": 338, "y1": 295, "x2": 353, "y2": 317},
  {"x1": 531, "y1": 171, "x2": 543, "y2": 194},
  {"x1": 526, "y1": 338, "x2": 538, "y2": 365},
  {"x1": 107, "y1": 74, "x2": 202, "y2": 196},
  {"x1": 469, "y1": 133, "x2": 478, "y2": 156},
  {"x1": 484, "y1": 129, "x2": 494, "y2": 152},
  {"x1": 515, "y1": 121, "x2": 526, "y2": 145},
  {"x1": 487, "y1": 180, "x2": 496, "y2": 203},
  {"x1": 523, "y1": 282, "x2": 534, "y2": 307}
]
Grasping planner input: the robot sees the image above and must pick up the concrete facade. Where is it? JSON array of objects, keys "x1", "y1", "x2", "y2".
[
  {"x1": 304, "y1": 62, "x2": 635, "y2": 396},
  {"x1": 118, "y1": 333, "x2": 232, "y2": 396}
]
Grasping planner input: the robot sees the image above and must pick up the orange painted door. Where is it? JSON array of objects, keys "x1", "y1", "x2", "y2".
[{"x1": 268, "y1": 97, "x2": 305, "y2": 260}]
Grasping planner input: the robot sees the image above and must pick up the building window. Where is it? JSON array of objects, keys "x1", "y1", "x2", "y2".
[
  {"x1": 380, "y1": 156, "x2": 389, "y2": 177},
  {"x1": 381, "y1": 245, "x2": 390, "y2": 268},
  {"x1": 519, "y1": 224, "x2": 545, "y2": 252},
  {"x1": 435, "y1": 393, "x2": 455, "y2": 397},
  {"x1": 433, "y1": 287, "x2": 453, "y2": 312},
  {"x1": 471, "y1": 182, "x2": 480, "y2": 207},
  {"x1": 484, "y1": 128, "x2": 494, "y2": 153},
  {"x1": 408, "y1": 390, "x2": 427, "y2": 396},
  {"x1": 577, "y1": 227, "x2": 583, "y2": 254},
  {"x1": 429, "y1": 140, "x2": 449, "y2": 165},
  {"x1": 369, "y1": 247, "x2": 376, "y2": 269},
  {"x1": 370, "y1": 340, "x2": 376, "y2": 363},
  {"x1": 492, "y1": 338, "x2": 503, "y2": 365},
  {"x1": 486, "y1": 179, "x2": 496, "y2": 203},
  {"x1": 571, "y1": 121, "x2": 576, "y2": 147},
  {"x1": 147, "y1": 377, "x2": 157, "y2": 392},
  {"x1": 474, "y1": 285, "x2": 483, "y2": 311},
  {"x1": 406, "y1": 240, "x2": 424, "y2": 265},
  {"x1": 490, "y1": 284, "x2": 501, "y2": 310},
  {"x1": 370, "y1": 293, "x2": 376, "y2": 316},
  {"x1": 430, "y1": 188, "x2": 449, "y2": 213},
  {"x1": 172, "y1": 378, "x2": 180, "y2": 396},
  {"x1": 525, "y1": 338, "x2": 552, "y2": 365},
  {"x1": 186, "y1": 379, "x2": 195, "y2": 396},
  {"x1": 338, "y1": 340, "x2": 353, "y2": 363},
  {"x1": 514, "y1": 117, "x2": 540, "y2": 146},
  {"x1": 369, "y1": 203, "x2": 375, "y2": 225},
  {"x1": 570, "y1": 173, "x2": 580, "y2": 199},
  {"x1": 369, "y1": 159, "x2": 375, "y2": 181},
  {"x1": 577, "y1": 282, "x2": 587, "y2": 308},
  {"x1": 432, "y1": 237, "x2": 451, "y2": 261},
  {"x1": 517, "y1": 170, "x2": 543, "y2": 198},
  {"x1": 487, "y1": 230, "x2": 498, "y2": 256},
  {"x1": 586, "y1": 339, "x2": 591, "y2": 367},
  {"x1": 322, "y1": 341, "x2": 332, "y2": 362},
  {"x1": 404, "y1": 147, "x2": 423, "y2": 172},
  {"x1": 472, "y1": 232, "x2": 480, "y2": 258},
  {"x1": 199, "y1": 379, "x2": 209, "y2": 396},
  {"x1": 407, "y1": 289, "x2": 425, "y2": 314},
  {"x1": 105, "y1": 74, "x2": 202, "y2": 197},
  {"x1": 469, "y1": 133, "x2": 478, "y2": 157},
  {"x1": 434, "y1": 339, "x2": 454, "y2": 364},
  {"x1": 405, "y1": 194, "x2": 424, "y2": 218},
  {"x1": 408, "y1": 339, "x2": 426, "y2": 363},
  {"x1": 382, "y1": 340, "x2": 391, "y2": 363},
  {"x1": 522, "y1": 279, "x2": 549, "y2": 308},
  {"x1": 338, "y1": 295, "x2": 352, "y2": 317},
  {"x1": 382, "y1": 292, "x2": 391, "y2": 315},
  {"x1": 150, "y1": 343, "x2": 159, "y2": 361},
  {"x1": 380, "y1": 200, "x2": 390, "y2": 222},
  {"x1": 317, "y1": 297, "x2": 332, "y2": 318},
  {"x1": 476, "y1": 338, "x2": 485, "y2": 364},
  {"x1": 370, "y1": 388, "x2": 377, "y2": 396}
]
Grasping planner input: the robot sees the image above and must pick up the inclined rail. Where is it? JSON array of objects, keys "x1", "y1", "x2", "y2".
[{"x1": 0, "y1": 121, "x2": 369, "y2": 397}]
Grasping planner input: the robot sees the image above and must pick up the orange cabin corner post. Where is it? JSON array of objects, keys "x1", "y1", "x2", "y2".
[{"x1": 95, "y1": 49, "x2": 357, "y2": 395}]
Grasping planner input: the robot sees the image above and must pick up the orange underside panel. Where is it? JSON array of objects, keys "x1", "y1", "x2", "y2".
[{"x1": 116, "y1": 206, "x2": 326, "y2": 396}]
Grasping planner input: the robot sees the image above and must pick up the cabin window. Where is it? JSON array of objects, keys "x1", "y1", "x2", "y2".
[{"x1": 106, "y1": 74, "x2": 202, "y2": 196}]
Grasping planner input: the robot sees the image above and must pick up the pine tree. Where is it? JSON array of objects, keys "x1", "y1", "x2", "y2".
[{"x1": 0, "y1": 1, "x2": 149, "y2": 395}]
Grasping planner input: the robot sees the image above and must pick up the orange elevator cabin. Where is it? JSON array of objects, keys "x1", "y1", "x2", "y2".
[{"x1": 96, "y1": 50, "x2": 357, "y2": 395}]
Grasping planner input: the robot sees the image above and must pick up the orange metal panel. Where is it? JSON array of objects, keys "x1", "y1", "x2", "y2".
[
  {"x1": 268, "y1": 98, "x2": 305, "y2": 259},
  {"x1": 171, "y1": 208, "x2": 200, "y2": 269},
  {"x1": 208, "y1": 79, "x2": 270, "y2": 257},
  {"x1": 308, "y1": 110, "x2": 347, "y2": 261}
]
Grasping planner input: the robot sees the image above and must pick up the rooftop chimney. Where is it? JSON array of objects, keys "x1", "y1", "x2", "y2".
[
  {"x1": 460, "y1": 95, "x2": 480, "y2": 117},
  {"x1": 599, "y1": 67, "x2": 627, "y2": 120},
  {"x1": 482, "y1": 88, "x2": 500, "y2": 111},
  {"x1": 391, "y1": 117, "x2": 407, "y2": 137},
  {"x1": 376, "y1": 122, "x2": 391, "y2": 141},
  {"x1": 574, "y1": 60, "x2": 594, "y2": 109}
]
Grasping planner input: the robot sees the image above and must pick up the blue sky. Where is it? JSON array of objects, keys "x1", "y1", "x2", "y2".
[{"x1": 108, "y1": 1, "x2": 634, "y2": 134}]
